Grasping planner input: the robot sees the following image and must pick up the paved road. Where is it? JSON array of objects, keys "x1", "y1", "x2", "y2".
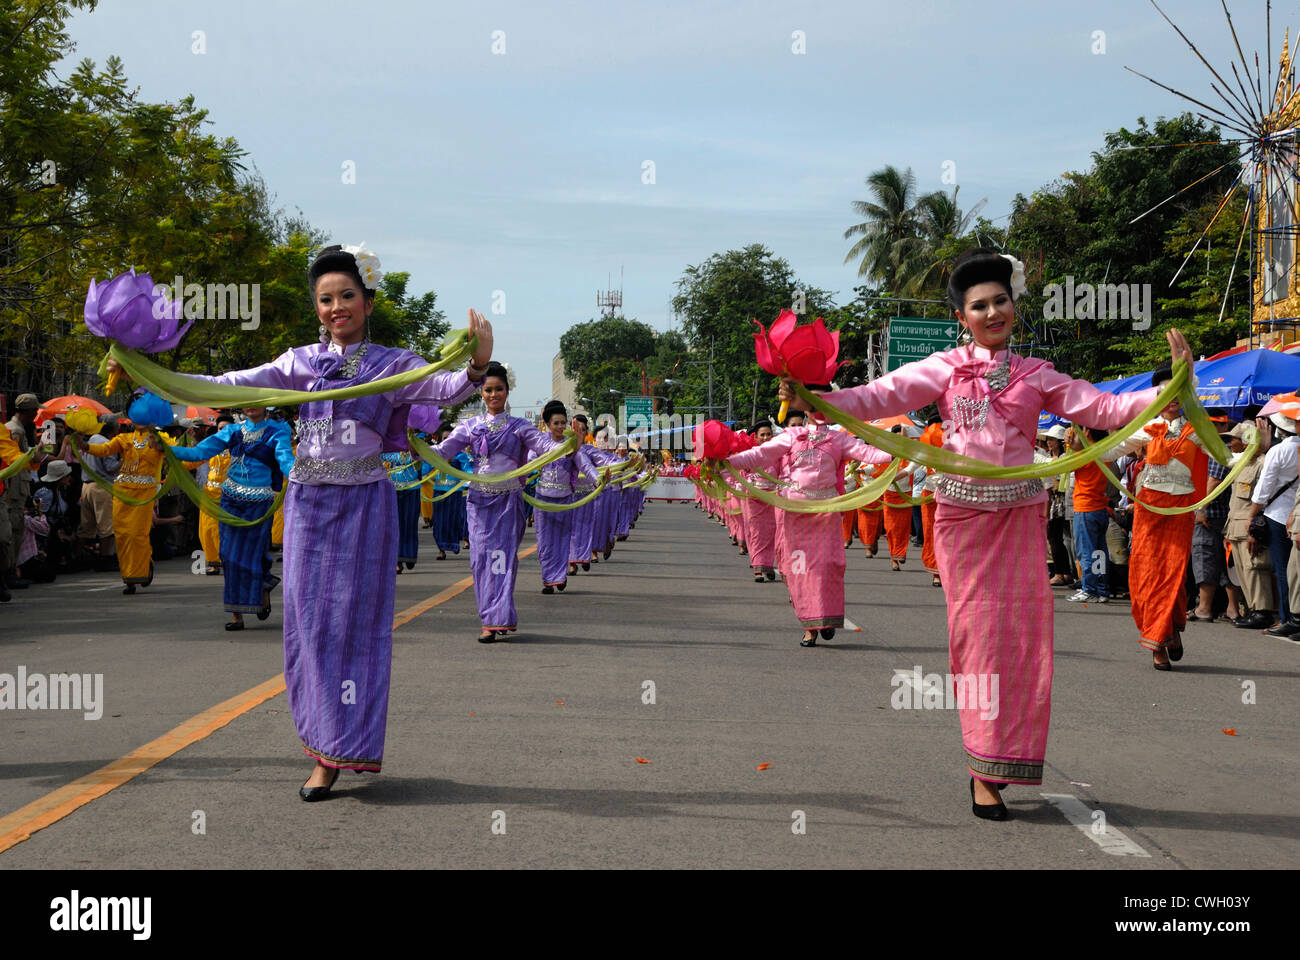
[{"x1": 0, "y1": 502, "x2": 1296, "y2": 868}]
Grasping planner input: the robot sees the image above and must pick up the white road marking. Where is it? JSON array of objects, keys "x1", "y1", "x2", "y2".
[
  {"x1": 1041, "y1": 793, "x2": 1150, "y2": 857},
  {"x1": 891, "y1": 668, "x2": 922, "y2": 694}
]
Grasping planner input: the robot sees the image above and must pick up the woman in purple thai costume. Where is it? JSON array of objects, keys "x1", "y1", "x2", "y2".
[
  {"x1": 567, "y1": 414, "x2": 597, "y2": 572},
  {"x1": 530, "y1": 400, "x2": 600, "y2": 593},
  {"x1": 107, "y1": 244, "x2": 493, "y2": 801},
  {"x1": 588, "y1": 431, "x2": 626, "y2": 562},
  {"x1": 432, "y1": 362, "x2": 567, "y2": 641},
  {"x1": 614, "y1": 437, "x2": 633, "y2": 541}
]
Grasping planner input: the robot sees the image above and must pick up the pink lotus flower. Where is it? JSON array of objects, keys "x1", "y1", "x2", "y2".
[
  {"x1": 754, "y1": 310, "x2": 843, "y2": 384},
  {"x1": 728, "y1": 430, "x2": 755, "y2": 454},
  {"x1": 693, "y1": 420, "x2": 736, "y2": 460}
]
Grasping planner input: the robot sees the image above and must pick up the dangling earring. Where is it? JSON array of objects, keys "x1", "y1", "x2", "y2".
[
  {"x1": 957, "y1": 322, "x2": 973, "y2": 345},
  {"x1": 318, "y1": 323, "x2": 329, "y2": 344}
]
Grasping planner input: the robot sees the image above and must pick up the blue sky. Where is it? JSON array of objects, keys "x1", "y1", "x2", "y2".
[{"x1": 63, "y1": 0, "x2": 1280, "y2": 414}]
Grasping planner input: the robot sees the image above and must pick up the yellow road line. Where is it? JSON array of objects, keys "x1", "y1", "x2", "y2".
[{"x1": 0, "y1": 545, "x2": 538, "y2": 856}]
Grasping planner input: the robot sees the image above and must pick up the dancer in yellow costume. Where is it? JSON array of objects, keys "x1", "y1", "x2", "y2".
[
  {"x1": 81, "y1": 393, "x2": 177, "y2": 595},
  {"x1": 197, "y1": 414, "x2": 234, "y2": 574}
]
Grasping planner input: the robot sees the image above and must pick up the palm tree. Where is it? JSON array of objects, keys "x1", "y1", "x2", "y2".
[
  {"x1": 842, "y1": 166, "x2": 924, "y2": 289},
  {"x1": 894, "y1": 186, "x2": 989, "y2": 296}
]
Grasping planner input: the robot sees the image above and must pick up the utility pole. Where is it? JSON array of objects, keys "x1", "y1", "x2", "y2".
[{"x1": 707, "y1": 338, "x2": 714, "y2": 420}]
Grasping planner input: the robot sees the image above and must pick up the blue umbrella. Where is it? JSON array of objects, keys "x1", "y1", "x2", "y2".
[
  {"x1": 1037, "y1": 411, "x2": 1067, "y2": 431},
  {"x1": 1092, "y1": 349, "x2": 1300, "y2": 412},
  {"x1": 1193, "y1": 349, "x2": 1300, "y2": 409}
]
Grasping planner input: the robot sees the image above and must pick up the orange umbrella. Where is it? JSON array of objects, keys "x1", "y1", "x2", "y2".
[
  {"x1": 869, "y1": 413, "x2": 921, "y2": 432},
  {"x1": 183, "y1": 405, "x2": 220, "y2": 426},
  {"x1": 35, "y1": 395, "x2": 113, "y2": 427}
]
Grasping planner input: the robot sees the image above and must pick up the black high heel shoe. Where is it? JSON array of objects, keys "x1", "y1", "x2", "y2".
[
  {"x1": 970, "y1": 777, "x2": 1008, "y2": 821},
  {"x1": 799, "y1": 631, "x2": 817, "y2": 647},
  {"x1": 299, "y1": 765, "x2": 340, "y2": 802}
]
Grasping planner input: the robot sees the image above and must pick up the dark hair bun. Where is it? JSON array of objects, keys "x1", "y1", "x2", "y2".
[
  {"x1": 308, "y1": 245, "x2": 370, "y2": 296},
  {"x1": 483, "y1": 361, "x2": 510, "y2": 390},
  {"x1": 947, "y1": 248, "x2": 1012, "y2": 310},
  {"x1": 542, "y1": 399, "x2": 567, "y2": 421}
]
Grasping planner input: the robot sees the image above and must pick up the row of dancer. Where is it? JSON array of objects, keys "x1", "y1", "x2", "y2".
[
  {"x1": 696, "y1": 414, "x2": 946, "y2": 597},
  {"x1": 429, "y1": 392, "x2": 648, "y2": 643}
]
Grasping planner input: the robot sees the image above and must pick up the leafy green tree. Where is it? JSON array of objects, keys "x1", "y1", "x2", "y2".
[
  {"x1": 1008, "y1": 114, "x2": 1242, "y2": 379},
  {"x1": 1112, "y1": 191, "x2": 1251, "y2": 373},
  {"x1": 894, "y1": 186, "x2": 988, "y2": 297},
  {"x1": 1, "y1": 2, "x2": 250, "y2": 394},
  {"x1": 559, "y1": 315, "x2": 662, "y2": 421},
  {"x1": 842, "y1": 165, "x2": 926, "y2": 290},
  {"x1": 671, "y1": 244, "x2": 834, "y2": 420}
]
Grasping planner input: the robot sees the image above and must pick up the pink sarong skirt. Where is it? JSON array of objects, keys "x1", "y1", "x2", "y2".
[
  {"x1": 934, "y1": 499, "x2": 1052, "y2": 785},
  {"x1": 742, "y1": 497, "x2": 777, "y2": 570},
  {"x1": 776, "y1": 509, "x2": 845, "y2": 628}
]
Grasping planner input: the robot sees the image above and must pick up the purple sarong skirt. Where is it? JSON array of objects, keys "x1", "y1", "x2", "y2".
[
  {"x1": 283, "y1": 479, "x2": 397, "y2": 772},
  {"x1": 534, "y1": 493, "x2": 574, "y2": 586},
  {"x1": 468, "y1": 487, "x2": 527, "y2": 630},
  {"x1": 568, "y1": 493, "x2": 595, "y2": 562}
]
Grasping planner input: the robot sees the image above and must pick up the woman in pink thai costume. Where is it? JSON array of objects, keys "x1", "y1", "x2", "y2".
[
  {"x1": 739, "y1": 421, "x2": 779, "y2": 582},
  {"x1": 725, "y1": 400, "x2": 890, "y2": 648},
  {"x1": 781, "y1": 248, "x2": 1191, "y2": 820}
]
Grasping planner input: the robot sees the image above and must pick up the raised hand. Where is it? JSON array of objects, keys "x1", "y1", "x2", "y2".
[
  {"x1": 1166, "y1": 327, "x2": 1193, "y2": 369},
  {"x1": 468, "y1": 309, "x2": 494, "y2": 369}
]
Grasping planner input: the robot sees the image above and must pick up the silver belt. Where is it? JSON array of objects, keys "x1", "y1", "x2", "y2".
[
  {"x1": 469, "y1": 478, "x2": 522, "y2": 496},
  {"x1": 222, "y1": 479, "x2": 275, "y2": 501},
  {"x1": 115, "y1": 473, "x2": 158, "y2": 486},
  {"x1": 790, "y1": 486, "x2": 838, "y2": 500},
  {"x1": 537, "y1": 480, "x2": 570, "y2": 495},
  {"x1": 290, "y1": 453, "x2": 383, "y2": 484},
  {"x1": 938, "y1": 476, "x2": 1043, "y2": 504}
]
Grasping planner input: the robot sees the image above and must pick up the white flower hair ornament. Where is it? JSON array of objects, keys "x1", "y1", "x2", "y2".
[
  {"x1": 1000, "y1": 253, "x2": 1027, "y2": 300},
  {"x1": 500, "y1": 362, "x2": 518, "y2": 391},
  {"x1": 341, "y1": 242, "x2": 383, "y2": 290}
]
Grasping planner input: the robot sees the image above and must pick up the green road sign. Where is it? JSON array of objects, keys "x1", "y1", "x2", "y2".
[
  {"x1": 886, "y1": 317, "x2": 957, "y2": 371},
  {"x1": 623, "y1": 396, "x2": 653, "y2": 431}
]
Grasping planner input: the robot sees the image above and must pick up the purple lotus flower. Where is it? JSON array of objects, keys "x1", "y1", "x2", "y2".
[{"x1": 84, "y1": 268, "x2": 192, "y2": 352}]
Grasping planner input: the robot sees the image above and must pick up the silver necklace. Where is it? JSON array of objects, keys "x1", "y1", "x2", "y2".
[
  {"x1": 985, "y1": 353, "x2": 1011, "y2": 392},
  {"x1": 338, "y1": 341, "x2": 369, "y2": 379}
]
